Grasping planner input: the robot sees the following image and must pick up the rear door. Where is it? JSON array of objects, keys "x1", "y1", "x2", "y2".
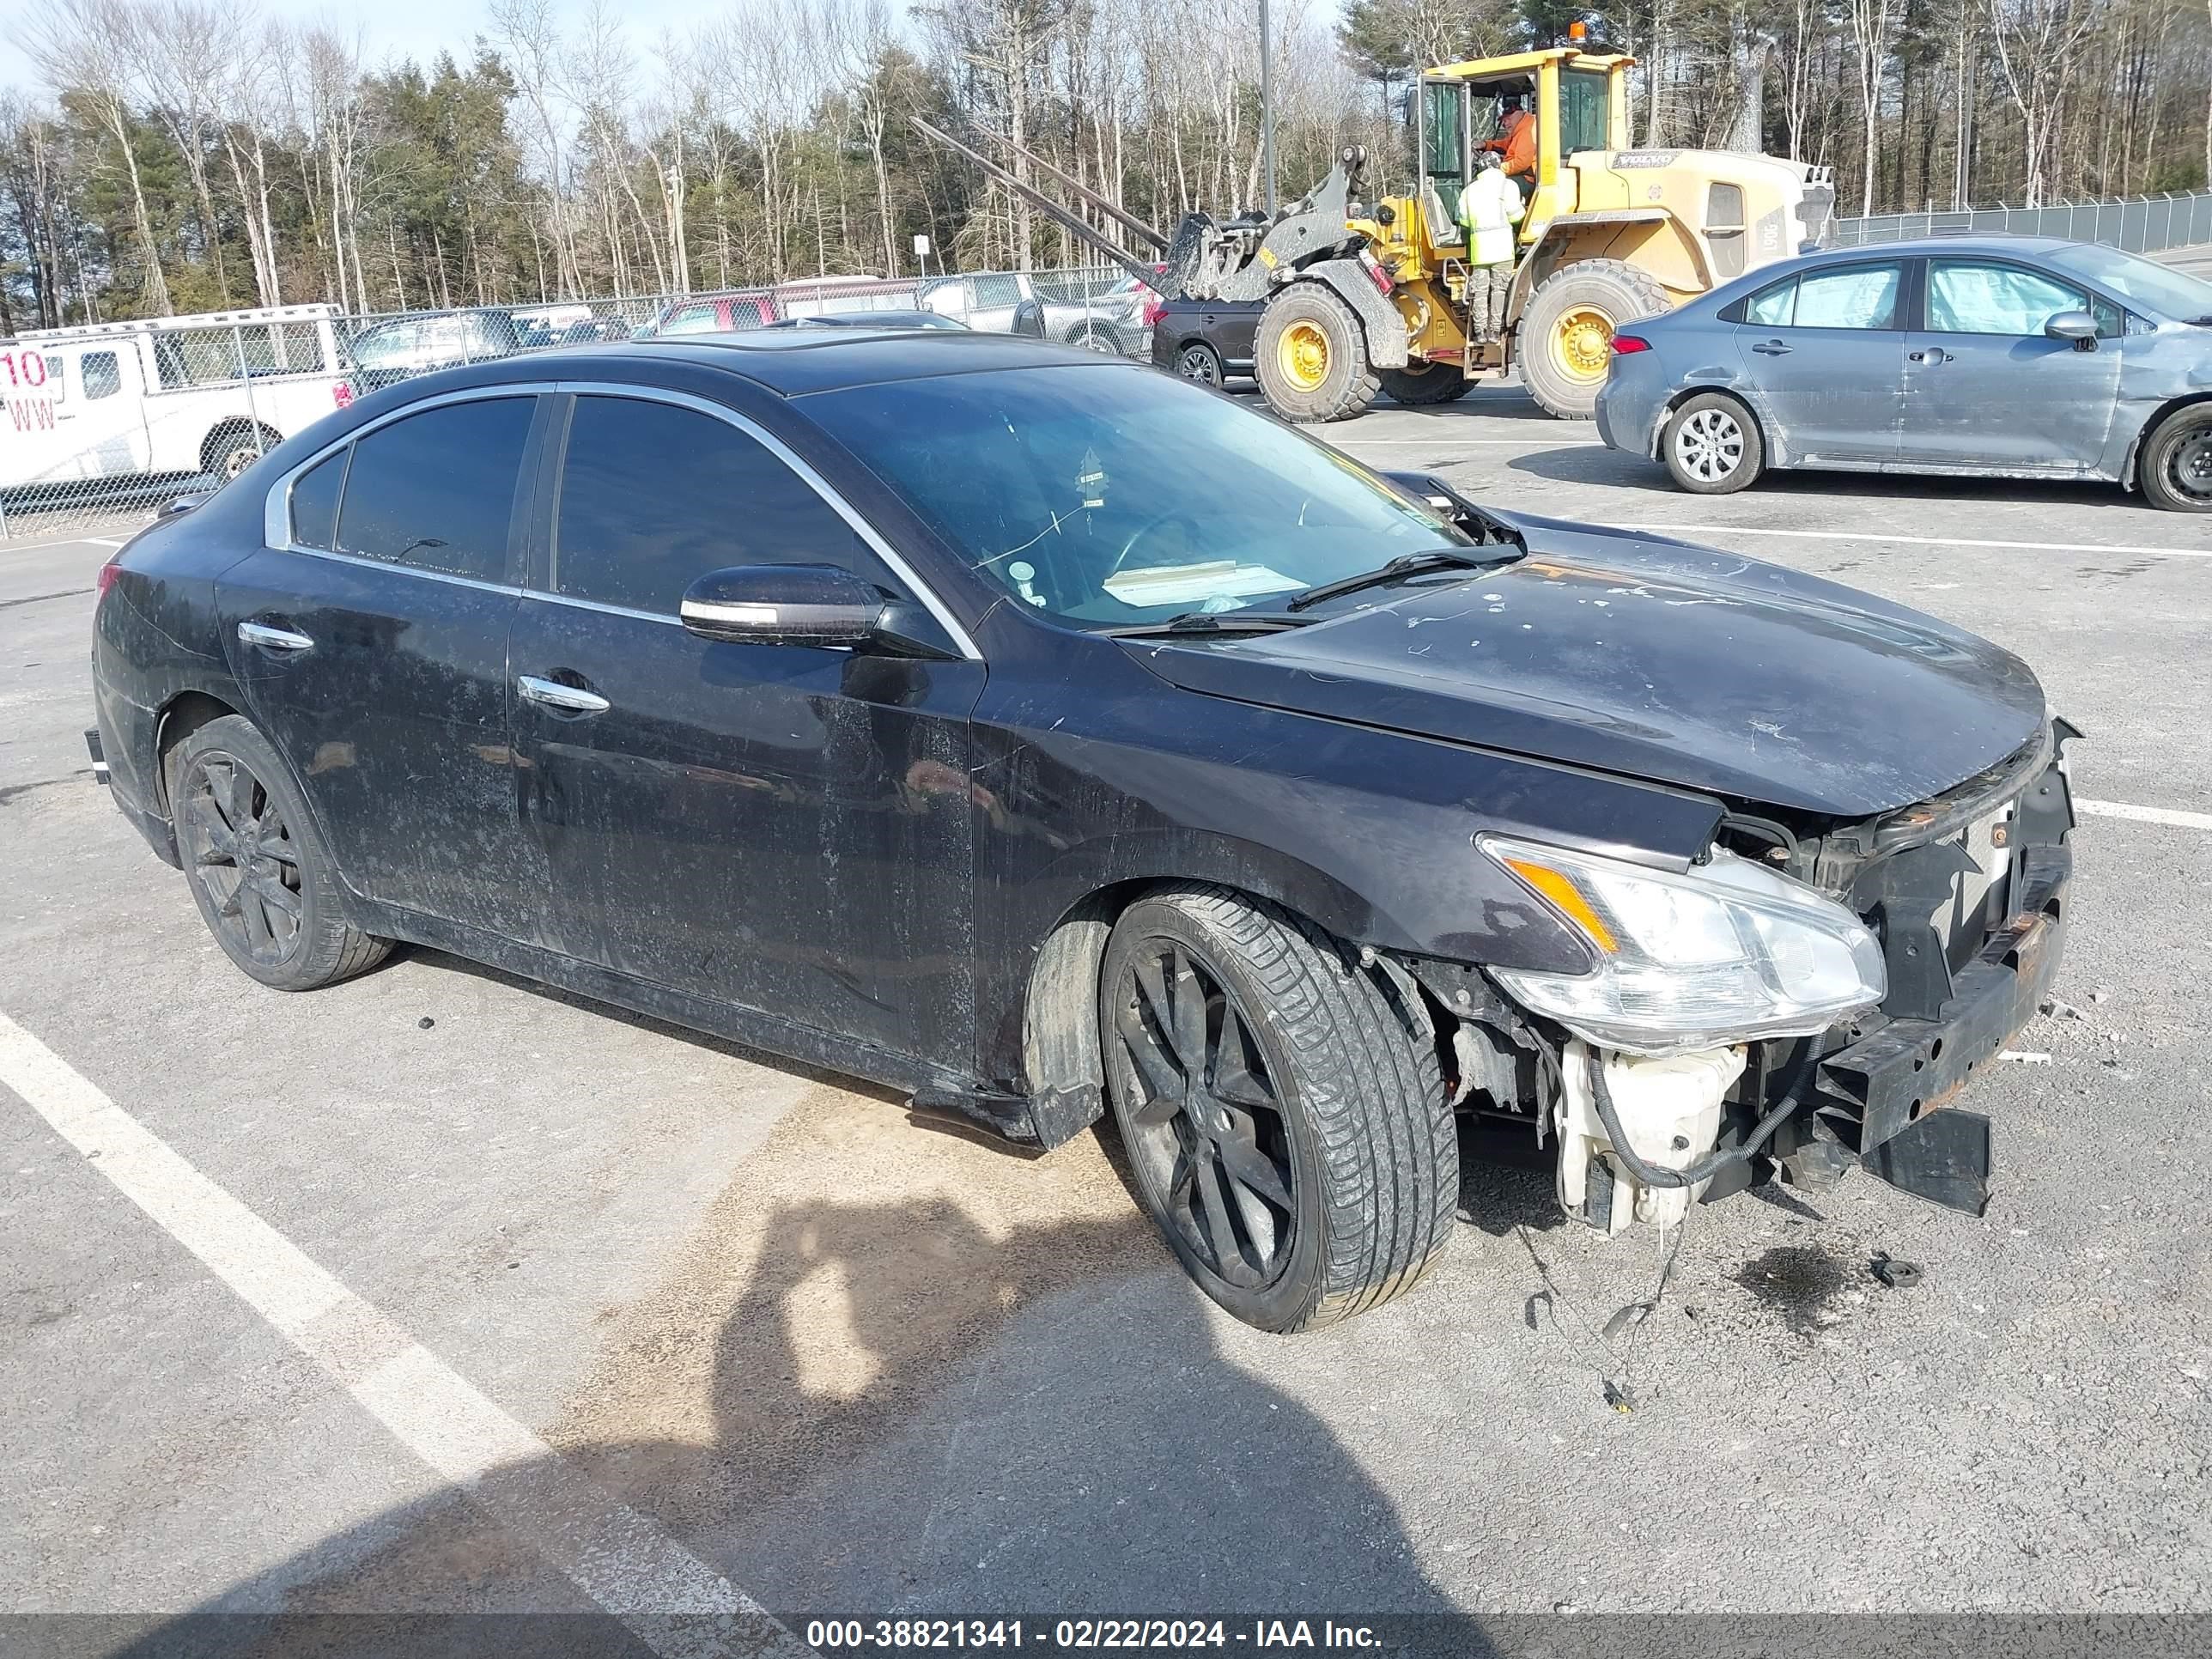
[
  {"x1": 1899, "y1": 257, "x2": 2123, "y2": 473},
  {"x1": 1730, "y1": 259, "x2": 1909, "y2": 464},
  {"x1": 219, "y1": 391, "x2": 553, "y2": 939},
  {"x1": 507, "y1": 387, "x2": 986, "y2": 1069}
]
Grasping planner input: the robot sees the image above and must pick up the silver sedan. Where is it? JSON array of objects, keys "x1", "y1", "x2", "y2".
[{"x1": 1594, "y1": 235, "x2": 2212, "y2": 511}]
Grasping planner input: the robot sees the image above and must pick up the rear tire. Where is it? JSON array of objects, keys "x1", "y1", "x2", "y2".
[
  {"x1": 1380, "y1": 362, "x2": 1474, "y2": 406},
  {"x1": 1662, "y1": 392, "x2": 1765, "y2": 495},
  {"x1": 172, "y1": 715, "x2": 389, "y2": 992},
  {"x1": 204, "y1": 423, "x2": 278, "y2": 483},
  {"x1": 1255, "y1": 283, "x2": 1381, "y2": 423},
  {"x1": 1516, "y1": 258, "x2": 1671, "y2": 421},
  {"x1": 1098, "y1": 885, "x2": 1456, "y2": 1333},
  {"x1": 2138, "y1": 404, "x2": 2212, "y2": 512},
  {"x1": 1174, "y1": 342, "x2": 1225, "y2": 386}
]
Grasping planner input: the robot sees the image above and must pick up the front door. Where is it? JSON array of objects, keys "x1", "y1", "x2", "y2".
[
  {"x1": 1899, "y1": 258, "x2": 2123, "y2": 473},
  {"x1": 219, "y1": 392, "x2": 550, "y2": 937},
  {"x1": 1732, "y1": 259, "x2": 1909, "y2": 464},
  {"x1": 509, "y1": 390, "x2": 985, "y2": 1072}
]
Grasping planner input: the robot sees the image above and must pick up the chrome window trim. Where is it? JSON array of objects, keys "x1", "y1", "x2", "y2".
[
  {"x1": 262, "y1": 378, "x2": 981, "y2": 662},
  {"x1": 549, "y1": 381, "x2": 981, "y2": 661},
  {"x1": 264, "y1": 381, "x2": 556, "y2": 555}
]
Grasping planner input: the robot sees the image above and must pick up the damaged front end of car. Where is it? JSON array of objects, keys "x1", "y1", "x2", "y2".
[{"x1": 1395, "y1": 720, "x2": 2078, "y2": 1234}]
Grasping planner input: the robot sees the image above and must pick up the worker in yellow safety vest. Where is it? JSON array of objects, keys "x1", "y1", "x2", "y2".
[{"x1": 1458, "y1": 149, "x2": 1524, "y2": 346}]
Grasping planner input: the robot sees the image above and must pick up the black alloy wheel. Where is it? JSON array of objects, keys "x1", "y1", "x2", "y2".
[
  {"x1": 170, "y1": 714, "x2": 390, "y2": 990},
  {"x1": 1175, "y1": 343, "x2": 1224, "y2": 386},
  {"x1": 179, "y1": 751, "x2": 304, "y2": 968},
  {"x1": 1109, "y1": 935, "x2": 1299, "y2": 1291}
]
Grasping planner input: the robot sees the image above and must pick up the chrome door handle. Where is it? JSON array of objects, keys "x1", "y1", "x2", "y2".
[
  {"x1": 1752, "y1": 340, "x2": 1792, "y2": 356},
  {"x1": 518, "y1": 674, "x2": 609, "y2": 714},
  {"x1": 1907, "y1": 349, "x2": 1952, "y2": 364},
  {"x1": 237, "y1": 621, "x2": 315, "y2": 652}
]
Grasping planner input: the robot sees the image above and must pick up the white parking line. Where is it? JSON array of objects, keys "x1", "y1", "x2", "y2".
[
  {"x1": 0, "y1": 1010, "x2": 806, "y2": 1657},
  {"x1": 1618, "y1": 521, "x2": 2212, "y2": 562},
  {"x1": 2079, "y1": 798, "x2": 2212, "y2": 830}
]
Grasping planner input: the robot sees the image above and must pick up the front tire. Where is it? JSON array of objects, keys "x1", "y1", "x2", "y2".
[
  {"x1": 2138, "y1": 405, "x2": 2212, "y2": 512},
  {"x1": 1516, "y1": 258, "x2": 1671, "y2": 420},
  {"x1": 1662, "y1": 392, "x2": 1765, "y2": 494},
  {"x1": 1098, "y1": 887, "x2": 1456, "y2": 1333},
  {"x1": 1254, "y1": 283, "x2": 1380, "y2": 423},
  {"x1": 1380, "y1": 362, "x2": 1474, "y2": 406},
  {"x1": 172, "y1": 715, "x2": 389, "y2": 991}
]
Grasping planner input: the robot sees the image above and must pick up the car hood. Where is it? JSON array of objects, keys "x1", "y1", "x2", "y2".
[{"x1": 1133, "y1": 512, "x2": 2047, "y2": 818}]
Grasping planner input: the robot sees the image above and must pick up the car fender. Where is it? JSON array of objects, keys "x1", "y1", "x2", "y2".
[
  {"x1": 1292, "y1": 261, "x2": 1411, "y2": 369},
  {"x1": 1641, "y1": 365, "x2": 1775, "y2": 460}
]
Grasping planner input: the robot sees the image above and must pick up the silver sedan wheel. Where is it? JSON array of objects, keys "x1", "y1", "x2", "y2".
[{"x1": 1672, "y1": 407, "x2": 1745, "y2": 484}]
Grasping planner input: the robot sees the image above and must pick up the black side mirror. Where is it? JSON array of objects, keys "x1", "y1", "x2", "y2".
[
  {"x1": 679, "y1": 563, "x2": 890, "y2": 647},
  {"x1": 160, "y1": 492, "x2": 210, "y2": 517},
  {"x1": 2045, "y1": 310, "x2": 2098, "y2": 348}
]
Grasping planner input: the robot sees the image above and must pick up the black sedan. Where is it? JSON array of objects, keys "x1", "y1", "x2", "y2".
[{"x1": 88, "y1": 329, "x2": 2075, "y2": 1333}]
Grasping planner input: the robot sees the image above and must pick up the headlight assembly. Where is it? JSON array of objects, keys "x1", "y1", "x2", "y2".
[{"x1": 1480, "y1": 836, "x2": 1887, "y2": 1056}]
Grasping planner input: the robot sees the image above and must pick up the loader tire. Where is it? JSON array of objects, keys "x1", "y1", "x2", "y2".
[
  {"x1": 1255, "y1": 283, "x2": 1380, "y2": 423},
  {"x1": 1517, "y1": 258, "x2": 1672, "y2": 421},
  {"x1": 1379, "y1": 362, "x2": 1474, "y2": 406}
]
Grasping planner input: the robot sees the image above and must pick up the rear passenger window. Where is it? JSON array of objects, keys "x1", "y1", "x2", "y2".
[
  {"x1": 82, "y1": 351, "x2": 121, "y2": 398},
  {"x1": 1744, "y1": 279, "x2": 1796, "y2": 326},
  {"x1": 551, "y1": 395, "x2": 887, "y2": 615},
  {"x1": 1790, "y1": 264, "x2": 1902, "y2": 330},
  {"x1": 289, "y1": 449, "x2": 349, "y2": 550},
  {"x1": 335, "y1": 397, "x2": 534, "y2": 582}
]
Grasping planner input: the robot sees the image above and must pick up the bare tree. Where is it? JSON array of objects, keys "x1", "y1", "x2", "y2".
[
  {"x1": 1843, "y1": 0, "x2": 1899, "y2": 215},
  {"x1": 1985, "y1": 0, "x2": 2106, "y2": 204},
  {"x1": 21, "y1": 0, "x2": 173, "y2": 312}
]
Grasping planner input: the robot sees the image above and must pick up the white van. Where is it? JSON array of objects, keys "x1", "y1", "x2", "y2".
[{"x1": 1, "y1": 305, "x2": 350, "y2": 496}]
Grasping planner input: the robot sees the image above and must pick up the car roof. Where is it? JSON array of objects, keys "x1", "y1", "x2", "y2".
[
  {"x1": 460, "y1": 331, "x2": 1120, "y2": 398},
  {"x1": 1811, "y1": 234, "x2": 2081, "y2": 260}
]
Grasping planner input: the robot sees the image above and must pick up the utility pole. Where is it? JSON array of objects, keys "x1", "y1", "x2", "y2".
[{"x1": 1260, "y1": 0, "x2": 1277, "y2": 216}]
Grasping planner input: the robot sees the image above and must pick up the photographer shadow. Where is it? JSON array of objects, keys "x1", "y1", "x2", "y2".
[{"x1": 106, "y1": 1091, "x2": 1458, "y2": 1656}]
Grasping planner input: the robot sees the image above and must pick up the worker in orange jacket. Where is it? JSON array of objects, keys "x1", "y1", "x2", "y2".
[{"x1": 1484, "y1": 106, "x2": 1537, "y2": 185}]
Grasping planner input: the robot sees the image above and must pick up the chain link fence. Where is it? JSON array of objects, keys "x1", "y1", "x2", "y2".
[
  {"x1": 1835, "y1": 190, "x2": 2212, "y2": 252},
  {"x1": 0, "y1": 265, "x2": 1151, "y2": 544}
]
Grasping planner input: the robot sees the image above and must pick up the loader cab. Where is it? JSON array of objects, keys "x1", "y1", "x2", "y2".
[{"x1": 1417, "y1": 49, "x2": 1633, "y2": 255}]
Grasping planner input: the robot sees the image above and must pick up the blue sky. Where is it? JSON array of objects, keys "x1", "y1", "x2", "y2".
[{"x1": 2, "y1": 0, "x2": 724, "y2": 97}]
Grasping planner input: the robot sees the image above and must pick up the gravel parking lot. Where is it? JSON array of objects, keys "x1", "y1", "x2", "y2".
[{"x1": 5, "y1": 316, "x2": 2211, "y2": 1652}]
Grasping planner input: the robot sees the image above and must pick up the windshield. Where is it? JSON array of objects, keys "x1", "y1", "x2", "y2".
[
  {"x1": 807, "y1": 366, "x2": 1471, "y2": 629},
  {"x1": 2045, "y1": 244, "x2": 2212, "y2": 319}
]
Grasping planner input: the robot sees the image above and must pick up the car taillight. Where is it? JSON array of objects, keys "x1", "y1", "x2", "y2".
[
  {"x1": 1141, "y1": 291, "x2": 1164, "y2": 327},
  {"x1": 95, "y1": 554, "x2": 123, "y2": 602},
  {"x1": 1612, "y1": 334, "x2": 1652, "y2": 355}
]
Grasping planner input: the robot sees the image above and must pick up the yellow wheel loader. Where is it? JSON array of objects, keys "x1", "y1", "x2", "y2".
[{"x1": 918, "y1": 46, "x2": 1835, "y2": 423}]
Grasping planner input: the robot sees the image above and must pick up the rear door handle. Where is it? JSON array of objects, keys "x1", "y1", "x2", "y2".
[
  {"x1": 238, "y1": 621, "x2": 315, "y2": 653},
  {"x1": 1752, "y1": 340, "x2": 1792, "y2": 356},
  {"x1": 518, "y1": 674, "x2": 610, "y2": 715}
]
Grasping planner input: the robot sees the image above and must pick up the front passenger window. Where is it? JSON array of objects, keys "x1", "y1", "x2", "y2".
[
  {"x1": 551, "y1": 395, "x2": 889, "y2": 616},
  {"x1": 1928, "y1": 262, "x2": 2087, "y2": 336},
  {"x1": 334, "y1": 398, "x2": 535, "y2": 582}
]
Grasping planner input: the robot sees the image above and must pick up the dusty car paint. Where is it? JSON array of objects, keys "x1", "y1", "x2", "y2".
[
  {"x1": 91, "y1": 335, "x2": 2071, "y2": 1211},
  {"x1": 1595, "y1": 235, "x2": 2212, "y2": 486}
]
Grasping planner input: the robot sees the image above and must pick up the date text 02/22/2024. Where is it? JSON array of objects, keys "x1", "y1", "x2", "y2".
[{"x1": 803, "y1": 1619, "x2": 1384, "y2": 1650}]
